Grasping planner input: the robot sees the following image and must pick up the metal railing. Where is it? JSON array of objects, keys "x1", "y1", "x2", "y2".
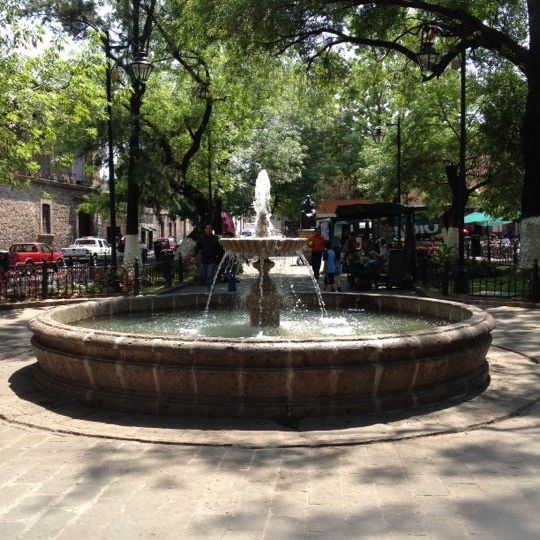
[
  {"x1": 0, "y1": 254, "x2": 185, "y2": 305},
  {"x1": 465, "y1": 238, "x2": 519, "y2": 266},
  {"x1": 419, "y1": 257, "x2": 539, "y2": 302}
]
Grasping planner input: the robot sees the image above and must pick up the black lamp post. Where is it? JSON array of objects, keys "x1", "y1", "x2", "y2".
[
  {"x1": 104, "y1": 32, "x2": 117, "y2": 267},
  {"x1": 124, "y1": 0, "x2": 153, "y2": 265},
  {"x1": 375, "y1": 115, "x2": 403, "y2": 246},
  {"x1": 454, "y1": 42, "x2": 470, "y2": 293},
  {"x1": 194, "y1": 81, "x2": 213, "y2": 226},
  {"x1": 417, "y1": 25, "x2": 469, "y2": 293}
]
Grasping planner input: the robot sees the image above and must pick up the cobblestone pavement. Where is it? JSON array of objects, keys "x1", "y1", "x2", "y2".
[{"x1": 0, "y1": 274, "x2": 538, "y2": 539}]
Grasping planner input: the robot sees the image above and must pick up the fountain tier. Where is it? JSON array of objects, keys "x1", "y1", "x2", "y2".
[
  {"x1": 219, "y1": 237, "x2": 307, "y2": 327},
  {"x1": 30, "y1": 293, "x2": 494, "y2": 418},
  {"x1": 219, "y1": 237, "x2": 306, "y2": 257}
]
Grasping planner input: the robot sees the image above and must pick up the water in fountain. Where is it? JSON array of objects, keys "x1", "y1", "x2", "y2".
[
  {"x1": 80, "y1": 168, "x2": 451, "y2": 340},
  {"x1": 253, "y1": 169, "x2": 276, "y2": 237}
]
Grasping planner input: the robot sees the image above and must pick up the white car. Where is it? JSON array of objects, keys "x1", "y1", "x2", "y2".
[{"x1": 61, "y1": 237, "x2": 111, "y2": 264}]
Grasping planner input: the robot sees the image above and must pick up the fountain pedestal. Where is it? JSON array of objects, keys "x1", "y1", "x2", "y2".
[{"x1": 246, "y1": 258, "x2": 282, "y2": 326}]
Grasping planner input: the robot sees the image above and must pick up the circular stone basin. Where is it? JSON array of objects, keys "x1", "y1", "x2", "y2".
[
  {"x1": 29, "y1": 293, "x2": 494, "y2": 418},
  {"x1": 71, "y1": 308, "x2": 445, "y2": 339},
  {"x1": 219, "y1": 237, "x2": 307, "y2": 257}
]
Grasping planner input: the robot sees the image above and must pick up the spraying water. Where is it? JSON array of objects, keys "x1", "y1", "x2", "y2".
[{"x1": 253, "y1": 169, "x2": 275, "y2": 237}]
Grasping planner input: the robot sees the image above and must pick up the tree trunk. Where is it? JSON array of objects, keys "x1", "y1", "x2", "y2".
[
  {"x1": 442, "y1": 164, "x2": 468, "y2": 249},
  {"x1": 520, "y1": 2, "x2": 540, "y2": 267}
]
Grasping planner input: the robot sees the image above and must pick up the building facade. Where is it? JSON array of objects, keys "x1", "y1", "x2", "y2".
[
  {"x1": 0, "y1": 155, "x2": 98, "y2": 250},
  {"x1": 1, "y1": 155, "x2": 196, "y2": 252}
]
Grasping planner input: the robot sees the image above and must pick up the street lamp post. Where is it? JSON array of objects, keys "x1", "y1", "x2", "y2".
[
  {"x1": 207, "y1": 125, "x2": 212, "y2": 226},
  {"x1": 375, "y1": 115, "x2": 403, "y2": 246},
  {"x1": 104, "y1": 32, "x2": 117, "y2": 267},
  {"x1": 195, "y1": 81, "x2": 213, "y2": 226},
  {"x1": 454, "y1": 43, "x2": 470, "y2": 293},
  {"x1": 417, "y1": 25, "x2": 469, "y2": 293},
  {"x1": 123, "y1": 0, "x2": 153, "y2": 265}
]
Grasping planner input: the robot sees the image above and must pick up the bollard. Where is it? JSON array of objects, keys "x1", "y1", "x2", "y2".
[
  {"x1": 419, "y1": 257, "x2": 428, "y2": 286},
  {"x1": 133, "y1": 259, "x2": 140, "y2": 296},
  {"x1": 531, "y1": 259, "x2": 539, "y2": 302},
  {"x1": 177, "y1": 254, "x2": 184, "y2": 283},
  {"x1": 441, "y1": 264, "x2": 449, "y2": 296},
  {"x1": 41, "y1": 261, "x2": 49, "y2": 300},
  {"x1": 164, "y1": 253, "x2": 173, "y2": 288}
]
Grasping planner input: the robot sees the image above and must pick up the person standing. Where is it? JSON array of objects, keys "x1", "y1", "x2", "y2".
[
  {"x1": 193, "y1": 224, "x2": 222, "y2": 292},
  {"x1": 308, "y1": 226, "x2": 325, "y2": 280},
  {"x1": 322, "y1": 240, "x2": 337, "y2": 292}
]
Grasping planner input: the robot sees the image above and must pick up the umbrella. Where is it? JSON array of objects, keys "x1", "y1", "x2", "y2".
[{"x1": 464, "y1": 212, "x2": 511, "y2": 227}]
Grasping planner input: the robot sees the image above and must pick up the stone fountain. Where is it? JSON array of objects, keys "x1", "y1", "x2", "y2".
[
  {"x1": 28, "y1": 170, "x2": 495, "y2": 418},
  {"x1": 219, "y1": 170, "x2": 306, "y2": 326}
]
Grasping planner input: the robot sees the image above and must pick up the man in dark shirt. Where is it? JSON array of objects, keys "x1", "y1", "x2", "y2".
[{"x1": 193, "y1": 224, "x2": 222, "y2": 292}]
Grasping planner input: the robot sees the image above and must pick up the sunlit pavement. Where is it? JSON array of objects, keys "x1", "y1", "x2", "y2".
[{"x1": 0, "y1": 271, "x2": 538, "y2": 539}]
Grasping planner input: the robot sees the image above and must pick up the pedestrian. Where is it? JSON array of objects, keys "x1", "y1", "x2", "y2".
[
  {"x1": 307, "y1": 226, "x2": 326, "y2": 280},
  {"x1": 193, "y1": 224, "x2": 223, "y2": 293},
  {"x1": 322, "y1": 240, "x2": 337, "y2": 292}
]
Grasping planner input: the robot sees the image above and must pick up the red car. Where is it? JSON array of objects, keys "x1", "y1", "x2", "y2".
[{"x1": 8, "y1": 242, "x2": 64, "y2": 270}]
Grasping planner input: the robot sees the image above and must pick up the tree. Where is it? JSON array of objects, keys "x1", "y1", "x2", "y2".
[
  {"x1": 357, "y1": 52, "x2": 525, "y2": 246},
  {"x1": 208, "y1": 0, "x2": 537, "y2": 265},
  {"x1": 0, "y1": 3, "x2": 103, "y2": 186}
]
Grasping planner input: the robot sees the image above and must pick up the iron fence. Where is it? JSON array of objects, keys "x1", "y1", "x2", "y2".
[
  {"x1": 0, "y1": 254, "x2": 185, "y2": 305},
  {"x1": 465, "y1": 238, "x2": 519, "y2": 266},
  {"x1": 419, "y1": 257, "x2": 539, "y2": 302}
]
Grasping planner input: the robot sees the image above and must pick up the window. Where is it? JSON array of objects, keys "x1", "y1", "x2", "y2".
[
  {"x1": 75, "y1": 239, "x2": 97, "y2": 246},
  {"x1": 40, "y1": 245, "x2": 51, "y2": 253},
  {"x1": 42, "y1": 203, "x2": 51, "y2": 234},
  {"x1": 168, "y1": 222, "x2": 173, "y2": 236}
]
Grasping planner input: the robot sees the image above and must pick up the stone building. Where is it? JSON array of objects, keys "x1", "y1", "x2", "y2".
[
  {"x1": 0, "y1": 156, "x2": 98, "y2": 251},
  {"x1": 1, "y1": 154, "x2": 196, "y2": 252}
]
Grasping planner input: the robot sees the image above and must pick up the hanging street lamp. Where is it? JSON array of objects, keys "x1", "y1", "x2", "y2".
[
  {"x1": 130, "y1": 51, "x2": 153, "y2": 83},
  {"x1": 417, "y1": 26, "x2": 440, "y2": 73}
]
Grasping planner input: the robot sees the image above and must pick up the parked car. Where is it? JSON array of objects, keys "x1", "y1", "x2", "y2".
[
  {"x1": 8, "y1": 242, "x2": 64, "y2": 270},
  {"x1": 153, "y1": 237, "x2": 177, "y2": 261},
  {"x1": 61, "y1": 237, "x2": 111, "y2": 265}
]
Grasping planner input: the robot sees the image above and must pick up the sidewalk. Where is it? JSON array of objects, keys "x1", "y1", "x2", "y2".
[{"x1": 0, "y1": 271, "x2": 538, "y2": 539}]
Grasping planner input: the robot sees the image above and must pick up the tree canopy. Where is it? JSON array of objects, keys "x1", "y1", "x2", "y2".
[{"x1": 4, "y1": 0, "x2": 533, "y2": 260}]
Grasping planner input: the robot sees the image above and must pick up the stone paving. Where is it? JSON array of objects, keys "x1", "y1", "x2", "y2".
[{"x1": 0, "y1": 269, "x2": 538, "y2": 539}]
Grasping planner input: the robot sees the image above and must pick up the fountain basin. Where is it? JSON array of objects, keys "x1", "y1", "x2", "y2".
[{"x1": 29, "y1": 293, "x2": 494, "y2": 418}]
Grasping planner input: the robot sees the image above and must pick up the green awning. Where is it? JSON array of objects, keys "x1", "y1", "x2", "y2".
[{"x1": 464, "y1": 212, "x2": 511, "y2": 227}]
